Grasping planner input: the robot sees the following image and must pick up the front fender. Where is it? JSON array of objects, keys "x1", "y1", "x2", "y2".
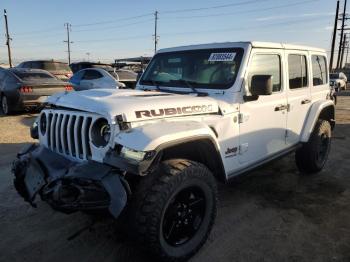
[
  {"x1": 300, "y1": 100, "x2": 335, "y2": 142},
  {"x1": 114, "y1": 120, "x2": 219, "y2": 152}
]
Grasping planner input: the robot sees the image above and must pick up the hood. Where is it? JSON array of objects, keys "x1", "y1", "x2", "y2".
[{"x1": 46, "y1": 89, "x2": 220, "y2": 123}]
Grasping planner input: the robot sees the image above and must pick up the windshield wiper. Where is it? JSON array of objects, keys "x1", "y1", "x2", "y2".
[
  {"x1": 141, "y1": 79, "x2": 208, "y2": 96},
  {"x1": 140, "y1": 80, "x2": 162, "y2": 91},
  {"x1": 169, "y1": 80, "x2": 208, "y2": 96}
]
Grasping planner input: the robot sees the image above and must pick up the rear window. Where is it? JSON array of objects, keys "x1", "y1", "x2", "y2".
[
  {"x1": 14, "y1": 72, "x2": 55, "y2": 81},
  {"x1": 42, "y1": 62, "x2": 71, "y2": 71}
]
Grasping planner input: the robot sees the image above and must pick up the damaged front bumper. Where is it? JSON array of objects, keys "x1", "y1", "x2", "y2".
[{"x1": 12, "y1": 144, "x2": 128, "y2": 218}]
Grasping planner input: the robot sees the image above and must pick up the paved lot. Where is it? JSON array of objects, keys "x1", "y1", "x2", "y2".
[{"x1": 0, "y1": 93, "x2": 350, "y2": 262}]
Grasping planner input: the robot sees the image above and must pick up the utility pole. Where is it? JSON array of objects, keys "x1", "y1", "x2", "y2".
[
  {"x1": 154, "y1": 11, "x2": 159, "y2": 54},
  {"x1": 345, "y1": 40, "x2": 350, "y2": 65},
  {"x1": 64, "y1": 23, "x2": 73, "y2": 64},
  {"x1": 337, "y1": 0, "x2": 347, "y2": 69},
  {"x1": 330, "y1": 0, "x2": 340, "y2": 71},
  {"x1": 340, "y1": 33, "x2": 348, "y2": 68},
  {"x1": 3, "y1": 9, "x2": 12, "y2": 68}
]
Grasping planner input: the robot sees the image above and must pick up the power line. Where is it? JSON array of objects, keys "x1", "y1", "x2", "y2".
[
  {"x1": 161, "y1": 0, "x2": 272, "y2": 14},
  {"x1": 160, "y1": 16, "x2": 332, "y2": 38},
  {"x1": 72, "y1": 18, "x2": 154, "y2": 33},
  {"x1": 162, "y1": 0, "x2": 319, "y2": 20},
  {"x1": 74, "y1": 34, "x2": 151, "y2": 44},
  {"x1": 69, "y1": 16, "x2": 330, "y2": 45},
  {"x1": 72, "y1": 13, "x2": 153, "y2": 27},
  {"x1": 14, "y1": 26, "x2": 63, "y2": 36},
  {"x1": 14, "y1": 32, "x2": 66, "y2": 40}
]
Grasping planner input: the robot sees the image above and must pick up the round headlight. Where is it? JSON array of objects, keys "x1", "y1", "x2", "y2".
[
  {"x1": 40, "y1": 113, "x2": 47, "y2": 136},
  {"x1": 91, "y1": 118, "x2": 111, "y2": 147}
]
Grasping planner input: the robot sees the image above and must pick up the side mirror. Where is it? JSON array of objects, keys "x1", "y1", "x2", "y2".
[{"x1": 250, "y1": 75, "x2": 273, "y2": 96}]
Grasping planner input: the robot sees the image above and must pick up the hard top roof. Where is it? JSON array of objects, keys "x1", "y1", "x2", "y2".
[{"x1": 157, "y1": 41, "x2": 326, "y2": 53}]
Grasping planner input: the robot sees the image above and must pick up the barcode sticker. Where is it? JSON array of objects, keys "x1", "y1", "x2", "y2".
[{"x1": 208, "y1": 53, "x2": 236, "y2": 62}]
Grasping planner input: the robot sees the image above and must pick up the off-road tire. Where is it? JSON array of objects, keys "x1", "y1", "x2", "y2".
[
  {"x1": 295, "y1": 120, "x2": 331, "y2": 174},
  {"x1": 128, "y1": 159, "x2": 217, "y2": 261}
]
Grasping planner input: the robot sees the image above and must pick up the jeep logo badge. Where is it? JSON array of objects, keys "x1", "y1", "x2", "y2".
[{"x1": 135, "y1": 105, "x2": 213, "y2": 118}]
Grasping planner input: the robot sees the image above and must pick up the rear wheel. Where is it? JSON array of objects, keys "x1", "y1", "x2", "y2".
[
  {"x1": 295, "y1": 120, "x2": 331, "y2": 174},
  {"x1": 0, "y1": 95, "x2": 12, "y2": 115},
  {"x1": 128, "y1": 159, "x2": 217, "y2": 261}
]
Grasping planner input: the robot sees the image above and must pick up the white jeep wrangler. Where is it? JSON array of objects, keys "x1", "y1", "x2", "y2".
[{"x1": 13, "y1": 42, "x2": 335, "y2": 261}]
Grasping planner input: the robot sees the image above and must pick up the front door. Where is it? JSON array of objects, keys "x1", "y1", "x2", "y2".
[{"x1": 239, "y1": 50, "x2": 288, "y2": 165}]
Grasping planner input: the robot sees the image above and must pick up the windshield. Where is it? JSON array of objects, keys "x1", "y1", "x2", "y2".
[
  {"x1": 140, "y1": 48, "x2": 244, "y2": 89},
  {"x1": 14, "y1": 71, "x2": 56, "y2": 81}
]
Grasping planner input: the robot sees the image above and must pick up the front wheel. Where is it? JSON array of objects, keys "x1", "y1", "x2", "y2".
[
  {"x1": 295, "y1": 120, "x2": 331, "y2": 174},
  {"x1": 129, "y1": 159, "x2": 217, "y2": 261}
]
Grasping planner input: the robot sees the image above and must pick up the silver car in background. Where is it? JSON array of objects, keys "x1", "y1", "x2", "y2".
[
  {"x1": 330, "y1": 72, "x2": 347, "y2": 91},
  {"x1": 69, "y1": 68, "x2": 122, "y2": 91}
]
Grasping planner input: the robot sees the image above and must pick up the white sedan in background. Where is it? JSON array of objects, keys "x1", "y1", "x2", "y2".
[{"x1": 69, "y1": 68, "x2": 124, "y2": 91}]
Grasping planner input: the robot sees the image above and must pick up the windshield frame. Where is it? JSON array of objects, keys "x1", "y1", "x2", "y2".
[{"x1": 139, "y1": 48, "x2": 244, "y2": 90}]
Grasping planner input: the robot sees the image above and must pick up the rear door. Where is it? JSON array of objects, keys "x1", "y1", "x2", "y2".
[
  {"x1": 310, "y1": 54, "x2": 329, "y2": 101},
  {"x1": 285, "y1": 52, "x2": 311, "y2": 145},
  {"x1": 238, "y1": 49, "x2": 288, "y2": 165}
]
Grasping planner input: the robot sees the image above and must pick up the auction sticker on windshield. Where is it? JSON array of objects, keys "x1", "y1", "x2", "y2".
[{"x1": 208, "y1": 53, "x2": 236, "y2": 62}]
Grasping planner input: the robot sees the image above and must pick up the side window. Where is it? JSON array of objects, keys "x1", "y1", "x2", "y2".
[
  {"x1": 311, "y1": 55, "x2": 327, "y2": 86},
  {"x1": 248, "y1": 54, "x2": 281, "y2": 92},
  {"x1": 18, "y1": 62, "x2": 27, "y2": 68},
  {"x1": 31, "y1": 61, "x2": 42, "y2": 69},
  {"x1": 82, "y1": 70, "x2": 103, "y2": 80},
  {"x1": 288, "y1": 54, "x2": 308, "y2": 89},
  {"x1": 70, "y1": 70, "x2": 85, "y2": 83}
]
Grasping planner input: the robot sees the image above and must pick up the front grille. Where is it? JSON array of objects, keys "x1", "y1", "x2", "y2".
[{"x1": 45, "y1": 111, "x2": 93, "y2": 160}]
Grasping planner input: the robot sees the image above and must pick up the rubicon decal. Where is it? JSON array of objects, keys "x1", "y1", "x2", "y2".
[{"x1": 135, "y1": 105, "x2": 214, "y2": 118}]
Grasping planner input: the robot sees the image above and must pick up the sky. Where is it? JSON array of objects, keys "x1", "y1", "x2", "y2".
[{"x1": 0, "y1": 0, "x2": 338, "y2": 64}]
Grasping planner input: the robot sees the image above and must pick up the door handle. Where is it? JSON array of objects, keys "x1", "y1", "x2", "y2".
[
  {"x1": 301, "y1": 99, "x2": 311, "y2": 105},
  {"x1": 274, "y1": 104, "x2": 287, "y2": 111}
]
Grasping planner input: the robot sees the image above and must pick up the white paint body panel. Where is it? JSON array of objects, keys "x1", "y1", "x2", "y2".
[{"x1": 41, "y1": 41, "x2": 333, "y2": 179}]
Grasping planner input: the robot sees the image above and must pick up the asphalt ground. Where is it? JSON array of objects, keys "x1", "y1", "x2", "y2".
[{"x1": 0, "y1": 92, "x2": 349, "y2": 262}]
